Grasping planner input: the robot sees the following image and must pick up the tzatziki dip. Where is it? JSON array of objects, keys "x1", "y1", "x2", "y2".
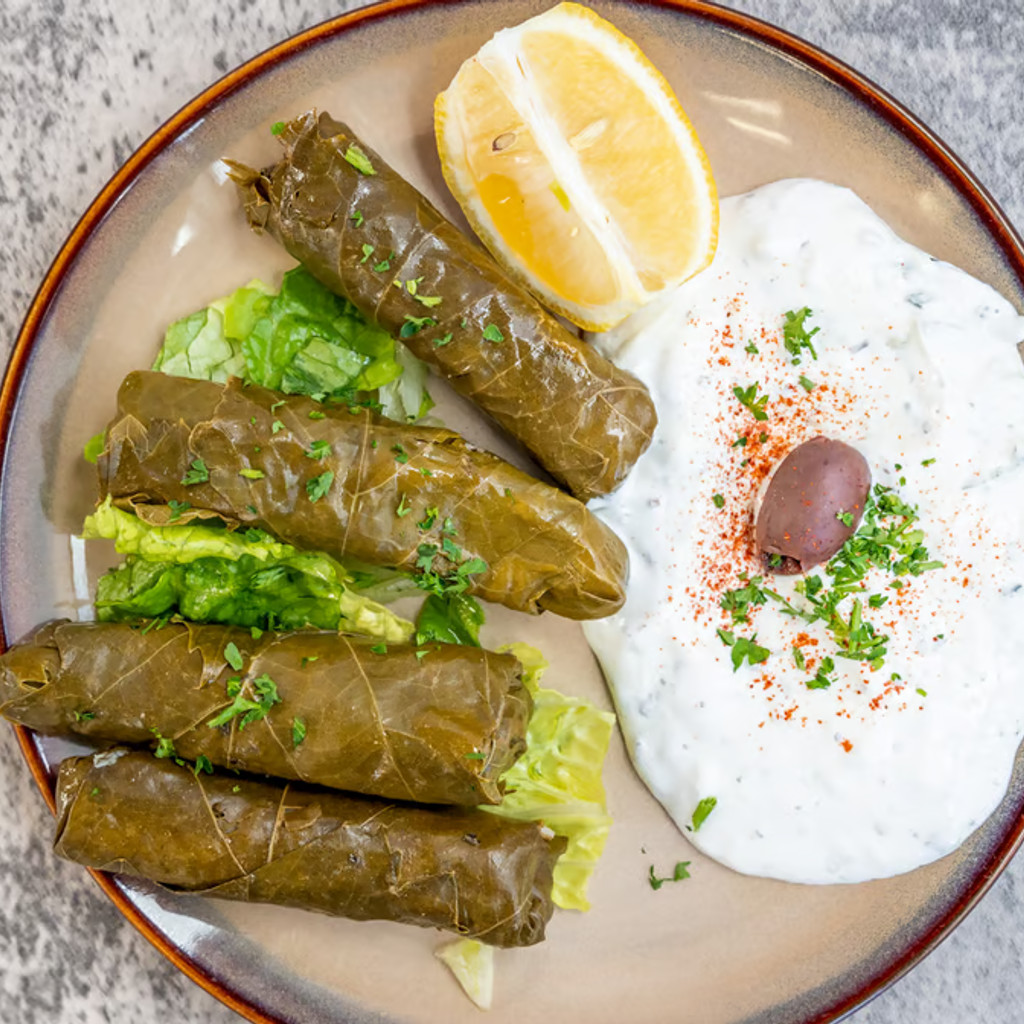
[{"x1": 584, "y1": 178, "x2": 1024, "y2": 884}]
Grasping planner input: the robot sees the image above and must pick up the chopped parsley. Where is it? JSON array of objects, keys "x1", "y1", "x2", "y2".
[
  {"x1": 167, "y1": 499, "x2": 191, "y2": 522},
  {"x1": 836, "y1": 510, "x2": 854, "y2": 527},
  {"x1": 239, "y1": 468, "x2": 264, "y2": 480},
  {"x1": 400, "y1": 314, "x2": 436, "y2": 338},
  {"x1": 745, "y1": 340, "x2": 759, "y2": 355},
  {"x1": 305, "y1": 439, "x2": 331, "y2": 460},
  {"x1": 798, "y1": 375, "x2": 816, "y2": 392},
  {"x1": 351, "y1": 209, "x2": 364, "y2": 227},
  {"x1": 180, "y1": 458, "x2": 209, "y2": 486},
  {"x1": 395, "y1": 493, "x2": 411, "y2": 518},
  {"x1": 360, "y1": 243, "x2": 375, "y2": 264},
  {"x1": 690, "y1": 796, "x2": 718, "y2": 832},
  {"x1": 732, "y1": 435, "x2": 748, "y2": 448},
  {"x1": 270, "y1": 121, "x2": 286, "y2": 135},
  {"x1": 792, "y1": 646, "x2": 806, "y2": 670},
  {"x1": 806, "y1": 656, "x2": 836, "y2": 690},
  {"x1": 224, "y1": 642, "x2": 244, "y2": 670},
  {"x1": 370, "y1": 643, "x2": 387, "y2": 655},
  {"x1": 372, "y1": 253, "x2": 394, "y2": 273},
  {"x1": 308, "y1": 410, "x2": 326, "y2": 420},
  {"x1": 306, "y1": 470, "x2": 334, "y2": 502},
  {"x1": 207, "y1": 673, "x2": 281, "y2": 730},
  {"x1": 717, "y1": 626, "x2": 770, "y2": 671},
  {"x1": 415, "y1": 294, "x2": 443, "y2": 308},
  {"x1": 152, "y1": 731, "x2": 177, "y2": 759},
  {"x1": 733, "y1": 382, "x2": 769, "y2": 421},
  {"x1": 391, "y1": 443, "x2": 409, "y2": 464},
  {"x1": 464, "y1": 751, "x2": 486, "y2": 761},
  {"x1": 435, "y1": 333, "x2": 453, "y2": 347},
  {"x1": 292, "y1": 717, "x2": 307, "y2": 748},
  {"x1": 482, "y1": 324, "x2": 504, "y2": 343},
  {"x1": 271, "y1": 420, "x2": 285, "y2": 434},
  {"x1": 648, "y1": 862, "x2": 691, "y2": 890},
  {"x1": 73, "y1": 710, "x2": 95, "y2": 722},
  {"x1": 782, "y1": 307, "x2": 820, "y2": 364},
  {"x1": 343, "y1": 144, "x2": 375, "y2": 175},
  {"x1": 193, "y1": 754, "x2": 214, "y2": 776},
  {"x1": 417, "y1": 506, "x2": 439, "y2": 531},
  {"x1": 712, "y1": 493, "x2": 725, "y2": 509}
]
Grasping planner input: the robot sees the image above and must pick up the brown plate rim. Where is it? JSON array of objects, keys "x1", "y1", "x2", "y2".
[{"x1": 2, "y1": 1, "x2": 1024, "y2": 1022}]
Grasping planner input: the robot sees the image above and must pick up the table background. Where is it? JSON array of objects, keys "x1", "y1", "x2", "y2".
[{"x1": 1, "y1": 0, "x2": 1022, "y2": 1020}]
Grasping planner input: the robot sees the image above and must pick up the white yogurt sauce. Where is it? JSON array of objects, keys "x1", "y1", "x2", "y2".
[{"x1": 584, "y1": 179, "x2": 1024, "y2": 884}]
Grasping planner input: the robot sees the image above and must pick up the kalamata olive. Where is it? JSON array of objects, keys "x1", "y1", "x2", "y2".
[{"x1": 755, "y1": 436, "x2": 871, "y2": 574}]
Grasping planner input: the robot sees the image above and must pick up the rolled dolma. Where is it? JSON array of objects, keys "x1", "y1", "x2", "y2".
[
  {"x1": 0, "y1": 620, "x2": 529, "y2": 806},
  {"x1": 226, "y1": 110, "x2": 657, "y2": 502},
  {"x1": 54, "y1": 750, "x2": 565, "y2": 947},
  {"x1": 98, "y1": 370, "x2": 628, "y2": 619}
]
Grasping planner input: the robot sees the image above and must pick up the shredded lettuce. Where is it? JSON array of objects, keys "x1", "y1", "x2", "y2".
[
  {"x1": 486, "y1": 643, "x2": 615, "y2": 912},
  {"x1": 435, "y1": 939, "x2": 494, "y2": 1010},
  {"x1": 152, "y1": 267, "x2": 430, "y2": 421},
  {"x1": 83, "y1": 500, "x2": 413, "y2": 642}
]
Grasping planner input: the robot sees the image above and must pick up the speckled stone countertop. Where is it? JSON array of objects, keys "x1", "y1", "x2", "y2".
[{"x1": 1, "y1": 1, "x2": 1022, "y2": 1021}]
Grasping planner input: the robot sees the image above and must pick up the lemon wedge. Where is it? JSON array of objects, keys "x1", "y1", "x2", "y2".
[{"x1": 435, "y1": 1, "x2": 719, "y2": 330}]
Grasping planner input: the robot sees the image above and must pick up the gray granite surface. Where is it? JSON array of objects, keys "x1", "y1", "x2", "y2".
[{"x1": 1, "y1": 0, "x2": 1022, "y2": 1021}]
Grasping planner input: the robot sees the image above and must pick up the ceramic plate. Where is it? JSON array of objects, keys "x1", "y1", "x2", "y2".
[{"x1": 3, "y1": 2, "x2": 1024, "y2": 1022}]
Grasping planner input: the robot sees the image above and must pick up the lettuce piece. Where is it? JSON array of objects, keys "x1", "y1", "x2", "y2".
[
  {"x1": 152, "y1": 268, "x2": 430, "y2": 421},
  {"x1": 485, "y1": 643, "x2": 615, "y2": 911},
  {"x1": 83, "y1": 500, "x2": 413, "y2": 642},
  {"x1": 435, "y1": 939, "x2": 494, "y2": 1010},
  {"x1": 415, "y1": 593, "x2": 485, "y2": 647}
]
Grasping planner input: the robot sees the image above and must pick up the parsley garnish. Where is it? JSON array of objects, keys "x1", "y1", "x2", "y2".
[
  {"x1": 745, "y1": 340, "x2": 759, "y2": 355},
  {"x1": 415, "y1": 295, "x2": 443, "y2": 308},
  {"x1": 482, "y1": 324, "x2": 504, "y2": 343},
  {"x1": 733, "y1": 382, "x2": 769, "y2": 421},
  {"x1": 729, "y1": 636, "x2": 770, "y2": 672},
  {"x1": 152, "y1": 731, "x2": 177, "y2": 759},
  {"x1": 224, "y1": 642, "x2": 244, "y2": 670},
  {"x1": 782, "y1": 307, "x2": 820, "y2": 364},
  {"x1": 395, "y1": 493, "x2": 411, "y2": 518},
  {"x1": 391, "y1": 444, "x2": 409, "y2": 464},
  {"x1": 922, "y1": 458, "x2": 936, "y2": 467},
  {"x1": 194, "y1": 754, "x2": 213, "y2": 776},
  {"x1": 292, "y1": 717, "x2": 307, "y2": 748},
  {"x1": 648, "y1": 862, "x2": 691, "y2": 890},
  {"x1": 373, "y1": 253, "x2": 393, "y2": 272},
  {"x1": 308, "y1": 410, "x2": 325, "y2": 420},
  {"x1": 806, "y1": 656, "x2": 836, "y2": 689},
  {"x1": 207, "y1": 673, "x2": 281, "y2": 729},
  {"x1": 400, "y1": 314, "x2": 436, "y2": 338},
  {"x1": 792, "y1": 646, "x2": 806, "y2": 670},
  {"x1": 301, "y1": 655, "x2": 318, "y2": 667},
  {"x1": 305, "y1": 440, "x2": 331, "y2": 460},
  {"x1": 271, "y1": 420, "x2": 285, "y2": 434},
  {"x1": 370, "y1": 643, "x2": 387, "y2": 655},
  {"x1": 731, "y1": 435, "x2": 748, "y2": 448},
  {"x1": 360, "y1": 243, "x2": 375, "y2": 264},
  {"x1": 690, "y1": 797, "x2": 717, "y2": 832},
  {"x1": 306, "y1": 471, "x2": 334, "y2": 502},
  {"x1": 181, "y1": 458, "x2": 209, "y2": 486},
  {"x1": 167, "y1": 499, "x2": 191, "y2": 522},
  {"x1": 351, "y1": 209, "x2": 364, "y2": 227},
  {"x1": 239, "y1": 468, "x2": 264, "y2": 480},
  {"x1": 798, "y1": 375, "x2": 816, "y2": 392},
  {"x1": 417, "y1": 506, "x2": 439, "y2": 530},
  {"x1": 836, "y1": 510, "x2": 854, "y2": 527},
  {"x1": 712, "y1": 493, "x2": 725, "y2": 509},
  {"x1": 464, "y1": 751, "x2": 486, "y2": 761},
  {"x1": 270, "y1": 121, "x2": 285, "y2": 135},
  {"x1": 343, "y1": 144, "x2": 375, "y2": 175},
  {"x1": 435, "y1": 333, "x2": 453, "y2": 347},
  {"x1": 73, "y1": 710, "x2": 95, "y2": 722}
]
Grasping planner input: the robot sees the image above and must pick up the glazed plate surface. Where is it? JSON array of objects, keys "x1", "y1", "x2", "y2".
[{"x1": 2, "y1": 2, "x2": 1023, "y2": 1022}]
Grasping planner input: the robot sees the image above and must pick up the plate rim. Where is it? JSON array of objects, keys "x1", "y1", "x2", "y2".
[{"x1": 3, "y1": 1, "x2": 1024, "y2": 1022}]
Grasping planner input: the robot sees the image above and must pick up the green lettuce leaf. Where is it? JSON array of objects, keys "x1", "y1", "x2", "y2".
[
  {"x1": 83, "y1": 500, "x2": 413, "y2": 642},
  {"x1": 485, "y1": 643, "x2": 615, "y2": 912},
  {"x1": 435, "y1": 939, "x2": 494, "y2": 1010},
  {"x1": 152, "y1": 267, "x2": 430, "y2": 421},
  {"x1": 415, "y1": 593, "x2": 485, "y2": 647}
]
